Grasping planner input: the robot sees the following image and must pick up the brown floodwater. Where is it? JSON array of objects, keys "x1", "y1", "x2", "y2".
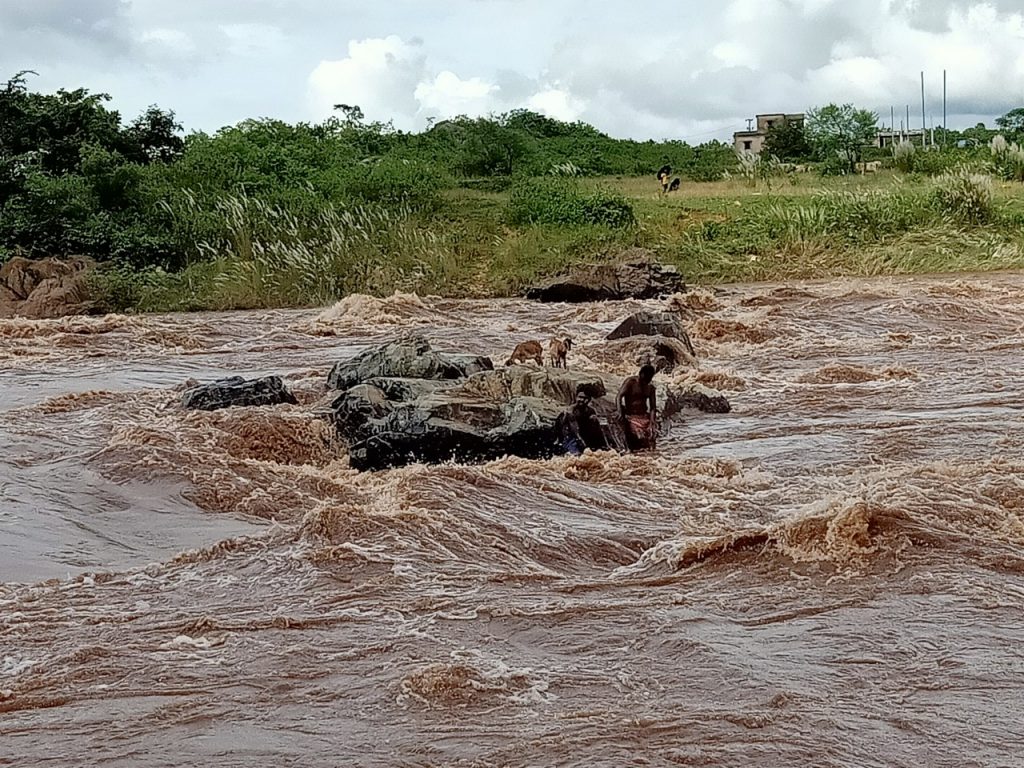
[{"x1": 1, "y1": 274, "x2": 1023, "y2": 767}]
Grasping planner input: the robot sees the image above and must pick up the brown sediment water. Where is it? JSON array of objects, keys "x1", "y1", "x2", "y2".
[{"x1": 1, "y1": 274, "x2": 1023, "y2": 767}]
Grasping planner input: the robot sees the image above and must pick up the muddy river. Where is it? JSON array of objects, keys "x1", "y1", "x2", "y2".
[{"x1": 1, "y1": 274, "x2": 1023, "y2": 767}]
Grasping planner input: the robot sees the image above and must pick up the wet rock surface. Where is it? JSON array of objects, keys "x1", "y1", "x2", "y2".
[
  {"x1": 327, "y1": 335, "x2": 493, "y2": 390},
  {"x1": 329, "y1": 337, "x2": 728, "y2": 471},
  {"x1": 181, "y1": 376, "x2": 299, "y2": 411},
  {"x1": 525, "y1": 260, "x2": 685, "y2": 303},
  {"x1": 0, "y1": 256, "x2": 94, "y2": 319}
]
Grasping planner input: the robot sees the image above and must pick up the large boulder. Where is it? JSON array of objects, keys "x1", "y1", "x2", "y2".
[
  {"x1": 328, "y1": 339, "x2": 730, "y2": 471},
  {"x1": 327, "y1": 335, "x2": 493, "y2": 390},
  {"x1": 589, "y1": 336, "x2": 697, "y2": 374},
  {"x1": 333, "y1": 365, "x2": 611, "y2": 471},
  {"x1": 0, "y1": 256, "x2": 94, "y2": 319},
  {"x1": 525, "y1": 259, "x2": 684, "y2": 303},
  {"x1": 602, "y1": 311, "x2": 697, "y2": 372},
  {"x1": 182, "y1": 376, "x2": 298, "y2": 411}
]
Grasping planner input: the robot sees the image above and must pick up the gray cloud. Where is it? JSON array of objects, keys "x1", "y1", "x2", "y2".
[{"x1": 0, "y1": 0, "x2": 1021, "y2": 140}]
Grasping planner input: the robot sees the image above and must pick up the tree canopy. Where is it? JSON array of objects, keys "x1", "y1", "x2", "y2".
[
  {"x1": 762, "y1": 121, "x2": 812, "y2": 162},
  {"x1": 805, "y1": 103, "x2": 878, "y2": 173},
  {"x1": 995, "y1": 107, "x2": 1024, "y2": 140}
]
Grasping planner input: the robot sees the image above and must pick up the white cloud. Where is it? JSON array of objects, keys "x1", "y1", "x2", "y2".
[
  {"x1": 414, "y1": 71, "x2": 499, "y2": 118},
  {"x1": 527, "y1": 88, "x2": 585, "y2": 122},
  {"x1": 139, "y1": 28, "x2": 195, "y2": 57},
  {"x1": 308, "y1": 36, "x2": 427, "y2": 127}
]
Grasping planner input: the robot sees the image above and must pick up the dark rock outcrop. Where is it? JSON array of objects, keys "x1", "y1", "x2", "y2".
[
  {"x1": 600, "y1": 311, "x2": 697, "y2": 372},
  {"x1": 327, "y1": 335, "x2": 493, "y2": 390},
  {"x1": 607, "y1": 311, "x2": 691, "y2": 344},
  {"x1": 182, "y1": 376, "x2": 298, "y2": 411},
  {"x1": 327, "y1": 335, "x2": 732, "y2": 470},
  {"x1": 594, "y1": 336, "x2": 697, "y2": 374},
  {"x1": 525, "y1": 259, "x2": 684, "y2": 303},
  {"x1": 673, "y1": 387, "x2": 732, "y2": 414},
  {"x1": 330, "y1": 359, "x2": 618, "y2": 471}
]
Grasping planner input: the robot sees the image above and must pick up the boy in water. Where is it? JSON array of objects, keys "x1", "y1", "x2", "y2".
[
  {"x1": 617, "y1": 364, "x2": 658, "y2": 451},
  {"x1": 558, "y1": 387, "x2": 606, "y2": 455}
]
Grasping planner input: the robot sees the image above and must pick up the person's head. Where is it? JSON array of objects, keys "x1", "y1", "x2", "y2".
[
  {"x1": 639, "y1": 363, "x2": 656, "y2": 383},
  {"x1": 574, "y1": 385, "x2": 591, "y2": 405}
]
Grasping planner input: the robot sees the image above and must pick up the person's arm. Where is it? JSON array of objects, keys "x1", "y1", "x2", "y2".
[
  {"x1": 617, "y1": 380, "x2": 629, "y2": 418},
  {"x1": 648, "y1": 385, "x2": 657, "y2": 418},
  {"x1": 565, "y1": 412, "x2": 582, "y2": 441}
]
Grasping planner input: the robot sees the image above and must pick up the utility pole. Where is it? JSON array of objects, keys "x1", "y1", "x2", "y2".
[
  {"x1": 906, "y1": 105, "x2": 910, "y2": 142},
  {"x1": 920, "y1": 71, "x2": 926, "y2": 147},
  {"x1": 942, "y1": 69, "x2": 947, "y2": 148},
  {"x1": 890, "y1": 106, "x2": 895, "y2": 146}
]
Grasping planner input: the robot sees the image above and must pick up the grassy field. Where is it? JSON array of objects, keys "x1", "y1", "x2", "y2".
[{"x1": 98, "y1": 169, "x2": 1024, "y2": 312}]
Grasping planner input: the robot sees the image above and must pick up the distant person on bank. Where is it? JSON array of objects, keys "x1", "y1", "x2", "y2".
[
  {"x1": 618, "y1": 364, "x2": 658, "y2": 451},
  {"x1": 558, "y1": 387, "x2": 607, "y2": 455}
]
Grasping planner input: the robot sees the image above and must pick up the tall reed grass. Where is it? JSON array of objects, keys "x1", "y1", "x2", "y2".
[{"x1": 163, "y1": 194, "x2": 459, "y2": 308}]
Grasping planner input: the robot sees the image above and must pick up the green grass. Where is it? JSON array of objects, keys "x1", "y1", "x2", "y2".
[{"x1": 90, "y1": 171, "x2": 1024, "y2": 312}]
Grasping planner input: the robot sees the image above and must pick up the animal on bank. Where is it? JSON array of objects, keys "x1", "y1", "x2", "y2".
[
  {"x1": 506, "y1": 340, "x2": 544, "y2": 366},
  {"x1": 548, "y1": 337, "x2": 573, "y2": 368}
]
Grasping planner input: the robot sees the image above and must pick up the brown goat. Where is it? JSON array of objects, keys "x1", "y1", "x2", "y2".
[
  {"x1": 548, "y1": 337, "x2": 573, "y2": 368},
  {"x1": 506, "y1": 340, "x2": 544, "y2": 366}
]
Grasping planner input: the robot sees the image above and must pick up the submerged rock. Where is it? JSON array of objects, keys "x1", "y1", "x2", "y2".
[
  {"x1": 525, "y1": 259, "x2": 685, "y2": 303},
  {"x1": 181, "y1": 376, "x2": 298, "y2": 411}
]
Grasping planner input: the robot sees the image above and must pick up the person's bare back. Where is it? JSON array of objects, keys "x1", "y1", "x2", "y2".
[{"x1": 617, "y1": 364, "x2": 657, "y2": 450}]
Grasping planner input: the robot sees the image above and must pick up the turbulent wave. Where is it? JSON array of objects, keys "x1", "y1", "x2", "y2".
[{"x1": 797, "y1": 363, "x2": 919, "y2": 384}]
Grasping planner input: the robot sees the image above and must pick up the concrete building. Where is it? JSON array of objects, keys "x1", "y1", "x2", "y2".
[
  {"x1": 733, "y1": 113, "x2": 805, "y2": 154},
  {"x1": 874, "y1": 128, "x2": 926, "y2": 148}
]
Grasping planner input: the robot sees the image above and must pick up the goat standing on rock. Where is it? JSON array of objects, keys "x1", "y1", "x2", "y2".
[
  {"x1": 548, "y1": 337, "x2": 572, "y2": 368},
  {"x1": 506, "y1": 340, "x2": 544, "y2": 366}
]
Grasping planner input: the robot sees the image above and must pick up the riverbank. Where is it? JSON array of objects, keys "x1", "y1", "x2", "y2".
[{"x1": 84, "y1": 170, "x2": 1024, "y2": 314}]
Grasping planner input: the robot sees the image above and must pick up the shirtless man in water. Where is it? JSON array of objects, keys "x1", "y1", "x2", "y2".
[{"x1": 617, "y1": 364, "x2": 657, "y2": 451}]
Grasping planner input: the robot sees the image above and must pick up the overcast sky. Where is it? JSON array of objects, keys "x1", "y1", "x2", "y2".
[{"x1": 2, "y1": 0, "x2": 1023, "y2": 141}]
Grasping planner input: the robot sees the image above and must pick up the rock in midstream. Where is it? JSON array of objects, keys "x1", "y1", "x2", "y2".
[
  {"x1": 328, "y1": 335, "x2": 730, "y2": 471},
  {"x1": 181, "y1": 375, "x2": 299, "y2": 411},
  {"x1": 524, "y1": 257, "x2": 685, "y2": 303}
]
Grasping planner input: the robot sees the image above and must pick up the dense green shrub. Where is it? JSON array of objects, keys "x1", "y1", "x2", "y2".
[
  {"x1": 506, "y1": 177, "x2": 634, "y2": 227},
  {"x1": 345, "y1": 156, "x2": 446, "y2": 210}
]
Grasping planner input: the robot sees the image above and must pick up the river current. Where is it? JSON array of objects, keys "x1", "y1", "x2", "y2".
[{"x1": 2, "y1": 274, "x2": 1023, "y2": 767}]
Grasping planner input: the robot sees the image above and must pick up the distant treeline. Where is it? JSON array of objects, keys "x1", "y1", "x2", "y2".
[
  {"x1": 0, "y1": 73, "x2": 737, "y2": 269},
  {"x1": 2, "y1": 72, "x2": 1022, "y2": 275}
]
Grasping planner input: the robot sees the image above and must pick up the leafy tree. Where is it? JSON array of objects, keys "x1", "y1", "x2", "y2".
[
  {"x1": 123, "y1": 106, "x2": 184, "y2": 163},
  {"x1": 805, "y1": 103, "x2": 878, "y2": 173},
  {"x1": 995, "y1": 107, "x2": 1024, "y2": 140},
  {"x1": 452, "y1": 115, "x2": 533, "y2": 176},
  {"x1": 762, "y1": 121, "x2": 811, "y2": 161}
]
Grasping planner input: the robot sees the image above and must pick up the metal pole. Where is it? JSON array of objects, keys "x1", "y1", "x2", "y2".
[
  {"x1": 921, "y1": 71, "x2": 926, "y2": 147},
  {"x1": 906, "y1": 105, "x2": 910, "y2": 142},
  {"x1": 942, "y1": 69, "x2": 947, "y2": 148}
]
